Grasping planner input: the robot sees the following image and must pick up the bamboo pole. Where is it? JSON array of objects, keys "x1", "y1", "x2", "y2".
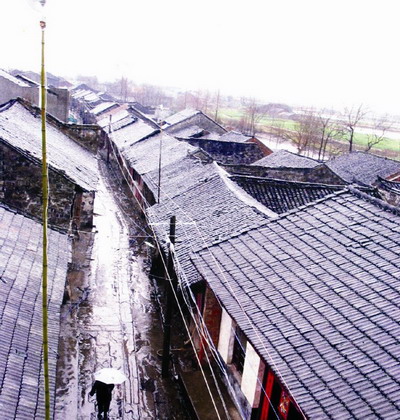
[
  {"x1": 161, "y1": 215, "x2": 177, "y2": 378},
  {"x1": 40, "y1": 18, "x2": 51, "y2": 420}
]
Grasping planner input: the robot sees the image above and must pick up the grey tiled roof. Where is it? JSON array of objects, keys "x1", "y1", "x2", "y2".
[
  {"x1": 326, "y1": 152, "x2": 400, "y2": 186},
  {"x1": 111, "y1": 118, "x2": 158, "y2": 150},
  {"x1": 97, "y1": 107, "x2": 131, "y2": 128},
  {"x1": 230, "y1": 176, "x2": 348, "y2": 214},
  {"x1": 91, "y1": 101, "x2": 118, "y2": 116},
  {"x1": 0, "y1": 203, "x2": 70, "y2": 419},
  {"x1": 162, "y1": 109, "x2": 201, "y2": 127},
  {"x1": 0, "y1": 100, "x2": 98, "y2": 191},
  {"x1": 71, "y1": 89, "x2": 100, "y2": 104},
  {"x1": 172, "y1": 125, "x2": 205, "y2": 139},
  {"x1": 147, "y1": 167, "x2": 273, "y2": 286},
  {"x1": 197, "y1": 132, "x2": 221, "y2": 141},
  {"x1": 143, "y1": 151, "x2": 215, "y2": 199},
  {"x1": 122, "y1": 132, "x2": 196, "y2": 177},
  {"x1": 218, "y1": 131, "x2": 252, "y2": 143},
  {"x1": 252, "y1": 149, "x2": 320, "y2": 169},
  {"x1": 192, "y1": 189, "x2": 400, "y2": 419}
]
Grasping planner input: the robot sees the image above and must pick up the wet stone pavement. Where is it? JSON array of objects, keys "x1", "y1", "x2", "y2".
[{"x1": 55, "y1": 161, "x2": 189, "y2": 419}]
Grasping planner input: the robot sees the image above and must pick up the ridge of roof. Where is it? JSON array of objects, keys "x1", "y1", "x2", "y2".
[
  {"x1": 330, "y1": 150, "x2": 400, "y2": 164},
  {"x1": 193, "y1": 186, "x2": 387, "y2": 252},
  {"x1": 253, "y1": 149, "x2": 321, "y2": 167},
  {"x1": 230, "y1": 174, "x2": 346, "y2": 190},
  {"x1": 216, "y1": 164, "x2": 278, "y2": 218},
  {"x1": 347, "y1": 185, "x2": 400, "y2": 216},
  {"x1": 128, "y1": 104, "x2": 160, "y2": 129}
]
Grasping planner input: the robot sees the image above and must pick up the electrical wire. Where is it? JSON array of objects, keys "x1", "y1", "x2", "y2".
[
  {"x1": 111, "y1": 132, "x2": 285, "y2": 418},
  {"x1": 127, "y1": 137, "x2": 305, "y2": 418},
  {"x1": 172, "y1": 226, "x2": 281, "y2": 420},
  {"x1": 107, "y1": 130, "x2": 228, "y2": 419}
]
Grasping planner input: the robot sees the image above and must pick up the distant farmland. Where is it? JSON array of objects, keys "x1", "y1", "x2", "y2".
[{"x1": 219, "y1": 108, "x2": 400, "y2": 158}]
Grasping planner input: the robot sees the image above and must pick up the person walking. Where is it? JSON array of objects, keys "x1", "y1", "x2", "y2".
[{"x1": 90, "y1": 380, "x2": 114, "y2": 419}]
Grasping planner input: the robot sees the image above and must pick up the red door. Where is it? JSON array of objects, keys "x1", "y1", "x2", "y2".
[{"x1": 259, "y1": 370, "x2": 275, "y2": 420}]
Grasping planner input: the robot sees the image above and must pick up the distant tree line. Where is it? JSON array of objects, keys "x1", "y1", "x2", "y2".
[{"x1": 77, "y1": 75, "x2": 393, "y2": 158}]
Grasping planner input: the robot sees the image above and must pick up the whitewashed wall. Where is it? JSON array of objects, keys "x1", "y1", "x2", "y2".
[
  {"x1": 241, "y1": 342, "x2": 261, "y2": 406},
  {"x1": 217, "y1": 308, "x2": 234, "y2": 363}
]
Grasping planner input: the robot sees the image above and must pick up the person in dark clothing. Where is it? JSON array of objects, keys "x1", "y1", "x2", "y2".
[{"x1": 90, "y1": 380, "x2": 115, "y2": 419}]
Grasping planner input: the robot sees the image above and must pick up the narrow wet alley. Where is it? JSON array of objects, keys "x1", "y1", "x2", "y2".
[{"x1": 55, "y1": 162, "x2": 189, "y2": 419}]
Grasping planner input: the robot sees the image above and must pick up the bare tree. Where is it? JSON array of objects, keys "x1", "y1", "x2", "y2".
[
  {"x1": 342, "y1": 105, "x2": 368, "y2": 152},
  {"x1": 214, "y1": 90, "x2": 220, "y2": 122},
  {"x1": 120, "y1": 76, "x2": 129, "y2": 102},
  {"x1": 201, "y1": 90, "x2": 211, "y2": 114},
  {"x1": 240, "y1": 97, "x2": 266, "y2": 136},
  {"x1": 365, "y1": 115, "x2": 392, "y2": 152},
  {"x1": 316, "y1": 111, "x2": 345, "y2": 160},
  {"x1": 277, "y1": 111, "x2": 320, "y2": 155}
]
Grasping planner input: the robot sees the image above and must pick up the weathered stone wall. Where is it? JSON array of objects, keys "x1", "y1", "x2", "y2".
[
  {"x1": 223, "y1": 163, "x2": 346, "y2": 184},
  {"x1": 0, "y1": 143, "x2": 94, "y2": 230},
  {"x1": 49, "y1": 114, "x2": 105, "y2": 154},
  {"x1": 181, "y1": 138, "x2": 265, "y2": 165}
]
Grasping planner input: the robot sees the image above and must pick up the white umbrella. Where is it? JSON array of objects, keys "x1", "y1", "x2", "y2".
[{"x1": 94, "y1": 368, "x2": 128, "y2": 385}]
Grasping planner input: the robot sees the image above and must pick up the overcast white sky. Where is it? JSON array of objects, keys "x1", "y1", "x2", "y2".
[{"x1": 1, "y1": 0, "x2": 399, "y2": 114}]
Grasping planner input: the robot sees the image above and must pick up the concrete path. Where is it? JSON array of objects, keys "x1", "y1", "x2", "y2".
[{"x1": 55, "y1": 163, "x2": 184, "y2": 419}]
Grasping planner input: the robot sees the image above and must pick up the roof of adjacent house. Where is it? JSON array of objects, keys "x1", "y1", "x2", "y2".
[
  {"x1": 122, "y1": 132, "x2": 196, "y2": 178},
  {"x1": 197, "y1": 132, "x2": 222, "y2": 141},
  {"x1": 326, "y1": 152, "x2": 400, "y2": 186},
  {"x1": 147, "y1": 163, "x2": 276, "y2": 285},
  {"x1": 162, "y1": 109, "x2": 201, "y2": 127},
  {"x1": 230, "y1": 175, "x2": 348, "y2": 214},
  {"x1": 110, "y1": 118, "x2": 158, "y2": 150},
  {"x1": 0, "y1": 69, "x2": 30, "y2": 87},
  {"x1": 0, "y1": 203, "x2": 70, "y2": 419},
  {"x1": 71, "y1": 88, "x2": 96, "y2": 100},
  {"x1": 143, "y1": 151, "x2": 214, "y2": 199},
  {"x1": 0, "y1": 100, "x2": 98, "y2": 191},
  {"x1": 377, "y1": 176, "x2": 400, "y2": 194},
  {"x1": 172, "y1": 125, "x2": 206, "y2": 139},
  {"x1": 252, "y1": 149, "x2": 321, "y2": 169},
  {"x1": 192, "y1": 188, "x2": 400, "y2": 419},
  {"x1": 90, "y1": 101, "x2": 118, "y2": 116},
  {"x1": 97, "y1": 106, "x2": 131, "y2": 129},
  {"x1": 218, "y1": 131, "x2": 253, "y2": 143}
]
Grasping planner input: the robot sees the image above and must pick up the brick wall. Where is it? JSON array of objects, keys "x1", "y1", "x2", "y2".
[{"x1": 203, "y1": 285, "x2": 223, "y2": 347}]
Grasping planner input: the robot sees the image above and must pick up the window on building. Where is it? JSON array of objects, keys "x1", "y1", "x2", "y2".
[{"x1": 231, "y1": 325, "x2": 246, "y2": 374}]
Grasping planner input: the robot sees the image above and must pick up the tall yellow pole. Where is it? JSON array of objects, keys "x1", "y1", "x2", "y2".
[{"x1": 40, "y1": 18, "x2": 51, "y2": 420}]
